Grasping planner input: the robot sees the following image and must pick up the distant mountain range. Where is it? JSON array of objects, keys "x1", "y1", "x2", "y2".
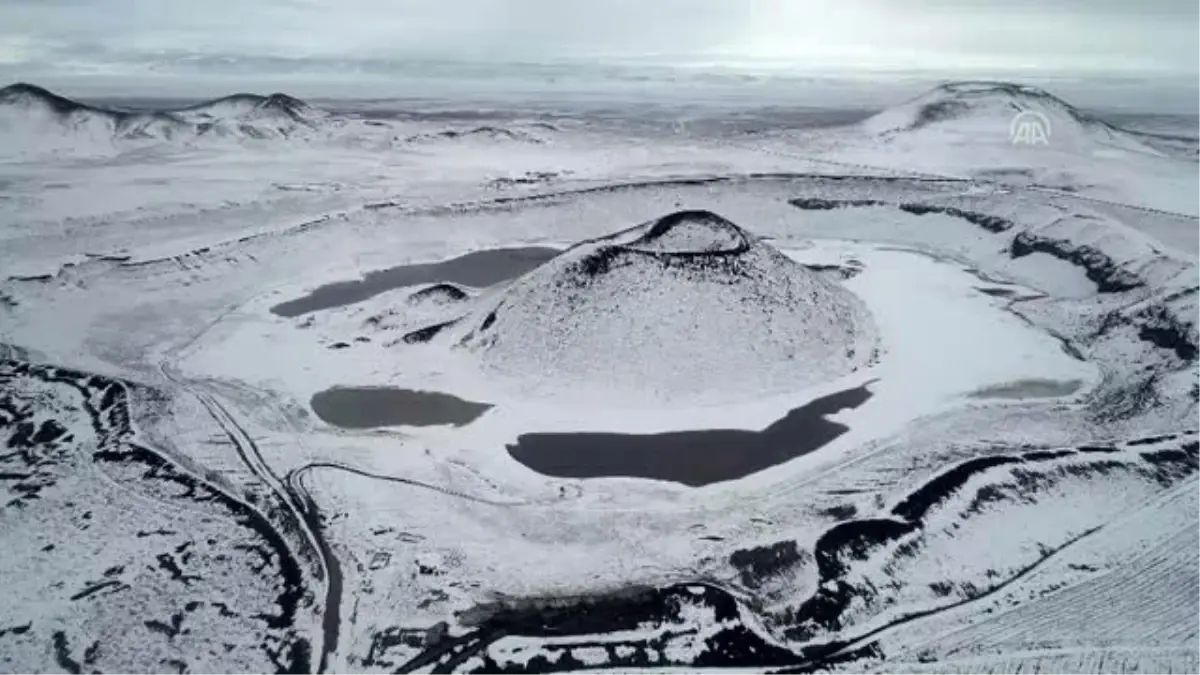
[
  {"x1": 0, "y1": 82, "x2": 327, "y2": 151},
  {"x1": 1, "y1": 80, "x2": 1192, "y2": 161}
]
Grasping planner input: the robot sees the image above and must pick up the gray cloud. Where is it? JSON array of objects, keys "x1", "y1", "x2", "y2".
[{"x1": 0, "y1": 0, "x2": 1195, "y2": 98}]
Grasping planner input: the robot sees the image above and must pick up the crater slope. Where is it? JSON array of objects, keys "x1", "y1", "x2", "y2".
[{"x1": 431, "y1": 210, "x2": 878, "y2": 403}]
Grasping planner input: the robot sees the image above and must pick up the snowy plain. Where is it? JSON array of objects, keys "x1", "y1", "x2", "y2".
[{"x1": 0, "y1": 80, "x2": 1197, "y2": 673}]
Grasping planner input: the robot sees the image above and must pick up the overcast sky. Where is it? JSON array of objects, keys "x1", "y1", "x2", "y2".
[{"x1": 0, "y1": 0, "x2": 1196, "y2": 101}]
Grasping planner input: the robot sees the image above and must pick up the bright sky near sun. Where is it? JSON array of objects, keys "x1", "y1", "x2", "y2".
[{"x1": 0, "y1": 0, "x2": 1195, "y2": 99}]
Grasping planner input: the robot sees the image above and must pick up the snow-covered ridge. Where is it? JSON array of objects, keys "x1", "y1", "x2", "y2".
[
  {"x1": 403, "y1": 126, "x2": 546, "y2": 144},
  {"x1": 787, "y1": 192, "x2": 1199, "y2": 374},
  {"x1": 411, "y1": 209, "x2": 879, "y2": 404},
  {"x1": 0, "y1": 82, "x2": 328, "y2": 152},
  {"x1": 174, "y1": 92, "x2": 318, "y2": 123},
  {"x1": 0, "y1": 82, "x2": 195, "y2": 147}
]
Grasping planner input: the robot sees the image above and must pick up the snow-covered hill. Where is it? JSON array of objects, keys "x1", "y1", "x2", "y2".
[
  {"x1": 861, "y1": 81, "x2": 1160, "y2": 155},
  {"x1": 794, "y1": 81, "x2": 1200, "y2": 216},
  {"x1": 0, "y1": 83, "x2": 330, "y2": 155},
  {"x1": 174, "y1": 92, "x2": 328, "y2": 138},
  {"x1": 419, "y1": 210, "x2": 878, "y2": 403},
  {"x1": 0, "y1": 82, "x2": 194, "y2": 153}
]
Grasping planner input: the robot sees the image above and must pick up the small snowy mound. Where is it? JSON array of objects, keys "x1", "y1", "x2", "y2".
[
  {"x1": 404, "y1": 126, "x2": 545, "y2": 145},
  {"x1": 862, "y1": 81, "x2": 1156, "y2": 154},
  {"x1": 443, "y1": 210, "x2": 878, "y2": 404},
  {"x1": 407, "y1": 283, "x2": 471, "y2": 307}
]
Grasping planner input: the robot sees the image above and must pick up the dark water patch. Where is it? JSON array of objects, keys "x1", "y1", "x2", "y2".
[
  {"x1": 968, "y1": 378, "x2": 1083, "y2": 400},
  {"x1": 271, "y1": 247, "x2": 559, "y2": 317},
  {"x1": 311, "y1": 387, "x2": 492, "y2": 429},
  {"x1": 507, "y1": 384, "x2": 874, "y2": 487}
]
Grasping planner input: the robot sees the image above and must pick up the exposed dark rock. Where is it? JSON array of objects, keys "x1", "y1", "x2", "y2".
[
  {"x1": 789, "y1": 197, "x2": 886, "y2": 210},
  {"x1": 402, "y1": 319, "x2": 459, "y2": 344},
  {"x1": 407, "y1": 283, "x2": 470, "y2": 305},
  {"x1": 898, "y1": 203, "x2": 1014, "y2": 233},
  {"x1": 1131, "y1": 305, "x2": 1198, "y2": 361},
  {"x1": 1009, "y1": 232, "x2": 1141, "y2": 293},
  {"x1": 729, "y1": 540, "x2": 804, "y2": 588}
]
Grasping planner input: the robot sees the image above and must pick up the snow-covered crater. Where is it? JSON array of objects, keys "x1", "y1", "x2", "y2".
[{"x1": 422, "y1": 210, "x2": 879, "y2": 404}]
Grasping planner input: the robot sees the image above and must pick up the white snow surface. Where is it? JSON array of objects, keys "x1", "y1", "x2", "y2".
[{"x1": 0, "y1": 80, "x2": 1197, "y2": 674}]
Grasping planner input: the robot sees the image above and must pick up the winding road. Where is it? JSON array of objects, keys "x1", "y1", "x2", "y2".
[{"x1": 158, "y1": 360, "x2": 344, "y2": 673}]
